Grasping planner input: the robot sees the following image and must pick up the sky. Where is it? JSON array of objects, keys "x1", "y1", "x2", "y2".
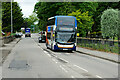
[{"x1": 14, "y1": 0, "x2": 39, "y2": 18}]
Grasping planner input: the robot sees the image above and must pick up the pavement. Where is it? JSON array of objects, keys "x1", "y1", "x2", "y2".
[
  {"x1": 0, "y1": 37, "x2": 21, "y2": 79},
  {"x1": 0, "y1": 38, "x2": 21, "y2": 64},
  {"x1": 76, "y1": 47, "x2": 119, "y2": 63}
]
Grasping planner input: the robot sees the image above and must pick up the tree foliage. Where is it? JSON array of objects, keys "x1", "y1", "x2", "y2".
[
  {"x1": 34, "y1": 2, "x2": 98, "y2": 35},
  {"x1": 23, "y1": 13, "x2": 38, "y2": 28},
  {"x1": 0, "y1": 2, "x2": 2, "y2": 36},
  {"x1": 68, "y1": 10, "x2": 94, "y2": 37},
  {"x1": 34, "y1": 2, "x2": 119, "y2": 37},
  {"x1": 2, "y1": 2, "x2": 24, "y2": 32},
  {"x1": 93, "y1": 2, "x2": 120, "y2": 32},
  {"x1": 101, "y1": 9, "x2": 119, "y2": 38}
]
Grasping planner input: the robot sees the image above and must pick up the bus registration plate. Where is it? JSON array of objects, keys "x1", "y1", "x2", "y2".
[{"x1": 63, "y1": 49, "x2": 68, "y2": 50}]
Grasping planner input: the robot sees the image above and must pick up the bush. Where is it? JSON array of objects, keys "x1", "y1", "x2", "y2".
[{"x1": 101, "y1": 9, "x2": 119, "y2": 38}]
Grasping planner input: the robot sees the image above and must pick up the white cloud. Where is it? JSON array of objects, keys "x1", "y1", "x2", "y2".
[{"x1": 14, "y1": 0, "x2": 39, "y2": 18}]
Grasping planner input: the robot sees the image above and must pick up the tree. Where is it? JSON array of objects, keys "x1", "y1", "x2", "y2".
[
  {"x1": 93, "y1": 2, "x2": 120, "y2": 32},
  {"x1": 0, "y1": 2, "x2": 2, "y2": 36},
  {"x1": 28, "y1": 13, "x2": 38, "y2": 25},
  {"x1": 56, "y1": 2, "x2": 76, "y2": 15},
  {"x1": 0, "y1": 20, "x2": 1, "y2": 37},
  {"x1": 34, "y1": 2, "x2": 60, "y2": 31},
  {"x1": 24, "y1": 13, "x2": 38, "y2": 27},
  {"x1": 101, "y1": 9, "x2": 119, "y2": 39},
  {"x1": 2, "y1": 2, "x2": 24, "y2": 32},
  {"x1": 68, "y1": 9, "x2": 94, "y2": 37},
  {"x1": 23, "y1": 13, "x2": 38, "y2": 32}
]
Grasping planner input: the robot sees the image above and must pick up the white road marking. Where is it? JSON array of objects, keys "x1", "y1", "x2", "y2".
[
  {"x1": 37, "y1": 45, "x2": 43, "y2": 50},
  {"x1": 71, "y1": 76, "x2": 75, "y2": 78},
  {"x1": 47, "y1": 54, "x2": 51, "y2": 57},
  {"x1": 96, "y1": 75, "x2": 102, "y2": 78},
  {"x1": 59, "y1": 58, "x2": 69, "y2": 63},
  {"x1": 55, "y1": 62, "x2": 58, "y2": 63},
  {"x1": 44, "y1": 51, "x2": 48, "y2": 53},
  {"x1": 43, "y1": 51, "x2": 51, "y2": 57},
  {"x1": 52, "y1": 59, "x2": 58, "y2": 63},
  {"x1": 54, "y1": 55, "x2": 58, "y2": 58},
  {"x1": 60, "y1": 65, "x2": 68, "y2": 73},
  {"x1": 65, "y1": 53, "x2": 70, "y2": 54},
  {"x1": 74, "y1": 65, "x2": 88, "y2": 72},
  {"x1": 54, "y1": 53, "x2": 61, "y2": 54},
  {"x1": 40, "y1": 47, "x2": 43, "y2": 50}
]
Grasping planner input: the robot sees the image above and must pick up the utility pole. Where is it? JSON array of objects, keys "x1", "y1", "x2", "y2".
[{"x1": 11, "y1": 0, "x2": 13, "y2": 35}]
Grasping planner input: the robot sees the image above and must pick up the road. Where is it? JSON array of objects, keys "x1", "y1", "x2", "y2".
[{"x1": 2, "y1": 33, "x2": 118, "y2": 79}]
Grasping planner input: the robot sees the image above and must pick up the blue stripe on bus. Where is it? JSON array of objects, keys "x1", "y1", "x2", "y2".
[
  {"x1": 75, "y1": 18, "x2": 77, "y2": 28},
  {"x1": 55, "y1": 17, "x2": 57, "y2": 26}
]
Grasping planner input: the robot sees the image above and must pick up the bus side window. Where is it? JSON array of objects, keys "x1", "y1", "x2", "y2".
[
  {"x1": 47, "y1": 33, "x2": 51, "y2": 39},
  {"x1": 55, "y1": 32, "x2": 57, "y2": 41}
]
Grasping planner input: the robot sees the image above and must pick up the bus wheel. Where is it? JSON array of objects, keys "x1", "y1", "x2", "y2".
[
  {"x1": 68, "y1": 50, "x2": 72, "y2": 53},
  {"x1": 39, "y1": 40, "x2": 41, "y2": 43}
]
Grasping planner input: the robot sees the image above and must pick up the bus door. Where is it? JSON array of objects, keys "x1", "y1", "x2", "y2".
[{"x1": 46, "y1": 26, "x2": 51, "y2": 48}]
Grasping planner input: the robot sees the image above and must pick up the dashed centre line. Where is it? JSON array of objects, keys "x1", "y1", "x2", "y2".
[
  {"x1": 59, "y1": 58, "x2": 69, "y2": 63},
  {"x1": 52, "y1": 59, "x2": 58, "y2": 63},
  {"x1": 74, "y1": 65, "x2": 88, "y2": 72},
  {"x1": 60, "y1": 65, "x2": 68, "y2": 73},
  {"x1": 47, "y1": 54, "x2": 51, "y2": 57}
]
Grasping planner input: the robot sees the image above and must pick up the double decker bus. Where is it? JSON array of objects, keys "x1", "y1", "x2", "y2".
[{"x1": 46, "y1": 16, "x2": 77, "y2": 51}]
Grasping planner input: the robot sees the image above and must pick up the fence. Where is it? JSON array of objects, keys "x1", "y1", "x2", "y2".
[{"x1": 77, "y1": 37, "x2": 119, "y2": 54}]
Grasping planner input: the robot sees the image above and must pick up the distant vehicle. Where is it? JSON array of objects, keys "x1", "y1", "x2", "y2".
[
  {"x1": 15, "y1": 32, "x2": 23, "y2": 38},
  {"x1": 46, "y1": 16, "x2": 77, "y2": 51},
  {"x1": 25, "y1": 28, "x2": 31, "y2": 37},
  {"x1": 1, "y1": 31, "x2": 5, "y2": 36},
  {"x1": 38, "y1": 31, "x2": 46, "y2": 43}
]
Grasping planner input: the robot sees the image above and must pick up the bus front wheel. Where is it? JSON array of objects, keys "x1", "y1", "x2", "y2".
[{"x1": 68, "y1": 50, "x2": 72, "y2": 53}]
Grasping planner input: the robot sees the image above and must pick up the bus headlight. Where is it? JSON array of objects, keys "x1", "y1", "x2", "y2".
[{"x1": 74, "y1": 43, "x2": 76, "y2": 46}]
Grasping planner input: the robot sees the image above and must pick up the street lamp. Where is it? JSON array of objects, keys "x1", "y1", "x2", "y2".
[{"x1": 11, "y1": 0, "x2": 13, "y2": 35}]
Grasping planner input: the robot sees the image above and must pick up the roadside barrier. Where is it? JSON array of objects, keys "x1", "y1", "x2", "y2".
[
  {"x1": 77, "y1": 37, "x2": 119, "y2": 54},
  {"x1": 0, "y1": 36, "x2": 15, "y2": 47},
  {"x1": 3, "y1": 36, "x2": 15, "y2": 44}
]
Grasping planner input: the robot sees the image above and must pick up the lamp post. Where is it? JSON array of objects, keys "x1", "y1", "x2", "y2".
[{"x1": 11, "y1": 0, "x2": 13, "y2": 35}]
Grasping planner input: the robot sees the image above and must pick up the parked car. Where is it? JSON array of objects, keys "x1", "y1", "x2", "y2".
[
  {"x1": 38, "y1": 31, "x2": 46, "y2": 43},
  {"x1": 15, "y1": 32, "x2": 23, "y2": 38}
]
